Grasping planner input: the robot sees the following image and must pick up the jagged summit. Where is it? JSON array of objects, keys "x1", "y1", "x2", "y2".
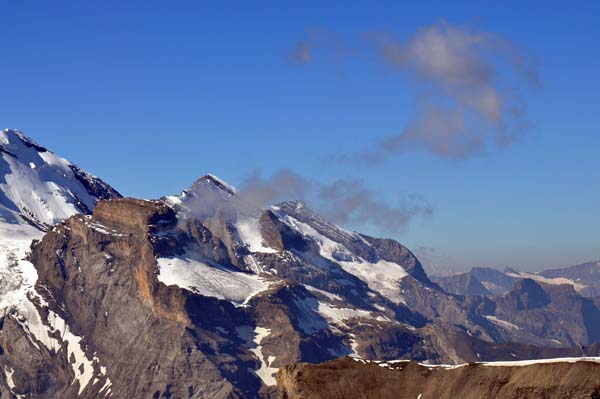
[
  {"x1": 1, "y1": 128, "x2": 48, "y2": 152},
  {"x1": 187, "y1": 173, "x2": 237, "y2": 196},
  {"x1": 163, "y1": 174, "x2": 238, "y2": 223},
  {"x1": 201, "y1": 173, "x2": 237, "y2": 194},
  {"x1": 0, "y1": 128, "x2": 121, "y2": 229}
]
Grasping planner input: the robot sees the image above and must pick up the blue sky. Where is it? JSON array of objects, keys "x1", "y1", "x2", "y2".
[{"x1": 1, "y1": 1, "x2": 599, "y2": 271}]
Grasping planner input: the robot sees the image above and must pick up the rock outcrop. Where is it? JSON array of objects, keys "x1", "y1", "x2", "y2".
[{"x1": 277, "y1": 357, "x2": 600, "y2": 399}]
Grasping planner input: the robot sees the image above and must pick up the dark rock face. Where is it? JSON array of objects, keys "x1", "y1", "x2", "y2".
[
  {"x1": 259, "y1": 210, "x2": 310, "y2": 253},
  {"x1": 481, "y1": 280, "x2": 600, "y2": 347},
  {"x1": 68, "y1": 164, "x2": 122, "y2": 202},
  {"x1": 502, "y1": 279, "x2": 551, "y2": 310},
  {"x1": 433, "y1": 273, "x2": 492, "y2": 296},
  {"x1": 471, "y1": 267, "x2": 521, "y2": 294},
  {"x1": 277, "y1": 357, "x2": 600, "y2": 399},
  {"x1": 433, "y1": 267, "x2": 519, "y2": 296},
  {"x1": 258, "y1": 211, "x2": 286, "y2": 251},
  {"x1": 0, "y1": 315, "x2": 73, "y2": 398}
]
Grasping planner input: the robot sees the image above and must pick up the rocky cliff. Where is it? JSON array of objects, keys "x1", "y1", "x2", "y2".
[{"x1": 277, "y1": 357, "x2": 600, "y2": 399}]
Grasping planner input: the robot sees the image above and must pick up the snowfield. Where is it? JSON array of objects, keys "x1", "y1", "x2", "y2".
[
  {"x1": 0, "y1": 129, "x2": 109, "y2": 228},
  {"x1": 236, "y1": 217, "x2": 277, "y2": 254},
  {"x1": 0, "y1": 223, "x2": 42, "y2": 319},
  {"x1": 484, "y1": 315, "x2": 521, "y2": 331},
  {"x1": 274, "y1": 209, "x2": 408, "y2": 304},
  {"x1": 157, "y1": 255, "x2": 271, "y2": 306},
  {"x1": 505, "y1": 270, "x2": 587, "y2": 292}
]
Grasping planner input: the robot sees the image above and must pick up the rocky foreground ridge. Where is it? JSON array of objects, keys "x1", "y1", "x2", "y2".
[{"x1": 277, "y1": 357, "x2": 600, "y2": 399}]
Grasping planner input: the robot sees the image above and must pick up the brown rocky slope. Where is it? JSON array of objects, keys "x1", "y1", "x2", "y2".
[{"x1": 277, "y1": 357, "x2": 600, "y2": 399}]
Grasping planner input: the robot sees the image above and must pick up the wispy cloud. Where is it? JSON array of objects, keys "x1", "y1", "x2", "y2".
[
  {"x1": 294, "y1": 21, "x2": 540, "y2": 162},
  {"x1": 289, "y1": 28, "x2": 353, "y2": 66},
  {"x1": 236, "y1": 169, "x2": 432, "y2": 234},
  {"x1": 181, "y1": 169, "x2": 430, "y2": 234},
  {"x1": 289, "y1": 42, "x2": 313, "y2": 64}
]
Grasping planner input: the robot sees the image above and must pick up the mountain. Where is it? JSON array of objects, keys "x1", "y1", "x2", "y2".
[
  {"x1": 0, "y1": 128, "x2": 120, "y2": 318},
  {"x1": 541, "y1": 261, "x2": 600, "y2": 297},
  {"x1": 2, "y1": 131, "x2": 600, "y2": 398},
  {"x1": 277, "y1": 357, "x2": 600, "y2": 399},
  {"x1": 0, "y1": 129, "x2": 120, "y2": 230},
  {"x1": 431, "y1": 272, "x2": 492, "y2": 296},
  {"x1": 1, "y1": 184, "x2": 441, "y2": 398},
  {"x1": 476, "y1": 278, "x2": 600, "y2": 347},
  {"x1": 433, "y1": 263, "x2": 600, "y2": 297},
  {"x1": 434, "y1": 268, "x2": 600, "y2": 348},
  {"x1": 0, "y1": 129, "x2": 121, "y2": 398}
]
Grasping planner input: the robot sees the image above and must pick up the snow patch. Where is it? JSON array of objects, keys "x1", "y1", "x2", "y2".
[
  {"x1": 4, "y1": 366, "x2": 15, "y2": 389},
  {"x1": 481, "y1": 357, "x2": 600, "y2": 367},
  {"x1": 303, "y1": 285, "x2": 343, "y2": 302},
  {"x1": 352, "y1": 356, "x2": 600, "y2": 369},
  {"x1": 317, "y1": 302, "x2": 375, "y2": 325},
  {"x1": 484, "y1": 315, "x2": 521, "y2": 331},
  {"x1": 237, "y1": 217, "x2": 277, "y2": 254},
  {"x1": 157, "y1": 255, "x2": 270, "y2": 306},
  {"x1": 0, "y1": 225, "x2": 43, "y2": 319},
  {"x1": 347, "y1": 334, "x2": 361, "y2": 358},
  {"x1": 505, "y1": 271, "x2": 587, "y2": 292},
  {"x1": 337, "y1": 259, "x2": 407, "y2": 304},
  {"x1": 237, "y1": 326, "x2": 278, "y2": 386}
]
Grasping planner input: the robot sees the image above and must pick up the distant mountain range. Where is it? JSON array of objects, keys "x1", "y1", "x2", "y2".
[
  {"x1": 432, "y1": 262, "x2": 600, "y2": 297},
  {"x1": 1, "y1": 129, "x2": 600, "y2": 398}
]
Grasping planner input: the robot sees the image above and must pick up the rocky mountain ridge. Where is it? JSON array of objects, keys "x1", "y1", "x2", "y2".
[
  {"x1": 433, "y1": 262, "x2": 600, "y2": 298},
  {"x1": 1, "y1": 130, "x2": 600, "y2": 398},
  {"x1": 277, "y1": 357, "x2": 600, "y2": 399}
]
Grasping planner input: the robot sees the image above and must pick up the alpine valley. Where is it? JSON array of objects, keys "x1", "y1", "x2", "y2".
[{"x1": 2, "y1": 129, "x2": 600, "y2": 399}]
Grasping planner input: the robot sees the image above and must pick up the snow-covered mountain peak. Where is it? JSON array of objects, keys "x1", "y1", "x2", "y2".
[
  {"x1": 0, "y1": 129, "x2": 123, "y2": 375},
  {"x1": 1, "y1": 129, "x2": 47, "y2": 158},
  {"x1": 0, "y1": 128, "x2": 120, "y2": 229},
  {"x1": 186, "y1": 174, "x2": 237, "y2": 196},
  {"x1": 200, "y1": 173, "x2": 237, "y2": 194},
  {"x1": 163, "y1": 174, "x2": 242, "y2": 223}
]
